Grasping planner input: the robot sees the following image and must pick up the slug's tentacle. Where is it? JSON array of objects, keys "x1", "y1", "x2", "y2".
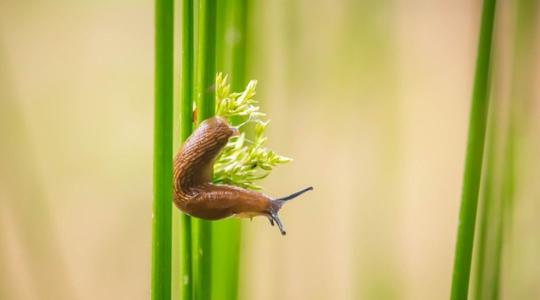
[
  {"x1": 274, "y1": 186, "x2": 314, "y2": 202},
  {"x1": 173, "y1": 116, "x2": 312, "y2": 235},
  {"x1": 268, "y1": 186, "x2": 313, "y2": 235}
]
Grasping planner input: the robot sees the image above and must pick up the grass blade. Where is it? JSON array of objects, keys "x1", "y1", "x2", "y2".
[
  {"x1": 490, "y1": 1, "x2": 538, "y2": 298},
  {"x1": 212, "y1": 1, "x2": 249, "y2": 299},
  {"x1": 180, "y1": 0, "x2": 195, "y2": 298},
  {"x1": 194, "y1": 1, "x2": 217, "y2": 299},
  {"x1": 449, "y1": 0, "x2": 497, "y2": 299},
  {"x1": 171, "y1": 0, "x2": 195, "y2": 299},
  {"x1": 151, "y1": 0, "x2": 175, "y2": 298}
]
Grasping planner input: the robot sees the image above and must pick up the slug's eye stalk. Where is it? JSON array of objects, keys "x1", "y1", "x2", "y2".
[
  {"x1": 274, "y1": 186, "x2": 314, "y2": 202},
  {"x1": 269, "y1": 186, "x2": 314, "y2": 235}
]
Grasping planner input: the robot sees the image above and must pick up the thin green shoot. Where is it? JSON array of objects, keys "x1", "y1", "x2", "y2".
[
  {"x1": 450, "y1": 0, "x2": 497, "y2": 298},
  {"x1": 151, "y1": 0, "x2": 174, "y2": 299},
  {"x1": 193, "y1": 1, "x2": 217, "y2": 299}
]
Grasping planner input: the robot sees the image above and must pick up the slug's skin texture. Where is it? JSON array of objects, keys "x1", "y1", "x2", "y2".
[{"x1": 173, "y1": 116, "x2": 312, "y2": 235}]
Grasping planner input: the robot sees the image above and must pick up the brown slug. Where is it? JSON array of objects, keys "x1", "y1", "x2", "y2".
[{"x1": 173, "y1": 116, "x2": 312, "y2": 235}]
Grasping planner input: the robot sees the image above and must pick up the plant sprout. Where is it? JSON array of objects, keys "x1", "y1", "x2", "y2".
[{"x1": 213, "y1": 73, "x2": 291, "y2": 190}]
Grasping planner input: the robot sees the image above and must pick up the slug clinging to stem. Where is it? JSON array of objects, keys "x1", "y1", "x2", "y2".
[{"x1": 173, "y1": 116, "x2": 312, "y2": 235}]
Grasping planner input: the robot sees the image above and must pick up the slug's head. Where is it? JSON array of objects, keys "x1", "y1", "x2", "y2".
[
  {"x1": 267, "y1": 186, "x2": 313, "y2": 235},
  {"x1": 199, "y1": 116, "x2": 240, "y2": 141}
]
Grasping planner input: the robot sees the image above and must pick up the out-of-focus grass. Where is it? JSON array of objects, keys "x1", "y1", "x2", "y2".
[
  {"x1": 499, "y1": 0, "x2": 539, "y2": 298},
  {"x1": 1, "y1": 1, "x2": 155, "y2": 299},
  {"x1": 0, "y1": 44, "x2": 76, "y2": 300},
  {"x1": 450, "y1": 0, "x2": 496, "y2": 298},
  {"x1": 473, "y1": 0, "x2": 539, "y2": 299}
]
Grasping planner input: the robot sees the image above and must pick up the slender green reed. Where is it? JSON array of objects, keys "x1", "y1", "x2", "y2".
[
  {"x1": 172, "y1": 0, "x2": 195, "y2": 299},
  {"x1": 473, "y1": 115, "x2": 509, "y2": 300},
  {"x1": 473, "y1": 104, "x2": 497, "y2": 300},
  {"x1": 473, "y1": 1, "x2": 539, "y2": 298},
  {"x1": 450, "y1": 0, "x2": 497, "y2": 299},
  {"x1": 212, "y1": 1, "x2": 249, "y2": 299},
  {"x1": 490, "y1": 1, "x2": 538, "y2": 298},
  {"x1": 225, "y1": 0, "x2": 249, "y2": 90},
  {"x1": 194, "y1": 1, "x2": 217, "y2": 299},
  {"x1": 151, "y1": 0, "x2": 174, "y2": 299}
]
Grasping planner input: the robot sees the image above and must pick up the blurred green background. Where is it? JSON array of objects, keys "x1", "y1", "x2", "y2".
[{"x1": 1, "y1": 0, "x2": 539, "y2": 299}]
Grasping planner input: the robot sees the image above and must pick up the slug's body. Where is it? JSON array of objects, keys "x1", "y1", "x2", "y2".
[{"x1": 173, "y1": 116, "x2": 312, "y2": 235}]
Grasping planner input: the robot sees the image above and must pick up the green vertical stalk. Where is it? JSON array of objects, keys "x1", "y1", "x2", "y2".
[
  {"x1": 171, "y1": 0, "x2": 195, "y2": 299},
  {"x1": 225, "y1": 0, "x2": 249, "y2": 90},
  {"x1": 212, "y1": 1, "x2": 249, "y2": 299},
  {"x1": 194, "y1": 1, "x2": 217, "y2": 299},
  {"x1": 215, "y1": 0, "x2": 227, "y2": 71},
  {"x1": 473, "y1": 104, "x2": 497, "y2": 300},
  {"x1": 491, "y1": 144, "x2": 511, "y2": 300},
  {"x1": 475, "y1": 116, "x2": 511, "y2": 300},
  {"x1": 491, "y1": 1, "x2": 538, "y2": 298},
  {"x1": 450, "y1": 0, "x2": 497, "y2": 299},
  {"x1": 152, "y1": 0, "x2": 174, "y2": 299}
]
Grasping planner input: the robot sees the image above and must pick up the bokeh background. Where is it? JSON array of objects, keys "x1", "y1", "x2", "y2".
[{"x1": 1, "y1": 0, "x2": 539, "y2": 299}]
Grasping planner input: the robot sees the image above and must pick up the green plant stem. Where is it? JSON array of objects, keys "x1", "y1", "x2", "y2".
[
  {"x1": 196, "y1": 0, "x2": 217, "y2": 121},
  {"x1": 224, "y1": 0, "x2": 249, "y2": 90},
  {"x1": 151, "y1": 0, "x2": 174, "y2": 299},
  {"x1": 194, "y1": 1, "x2": 217, "y2": 299},
  {"x1": 450, "y1": 0, "x2": 497, "y2": 299},
  {"x1": 212, "y1": 1, "x2": 249, "y2": 299},
  {"x1": 473, "y1": 105, "x2": 497, "y2": 300},
  {"x1": 173, "y1": 0, "x2": 195, "y2": 299},
  {"x1": 487, "y1": 102, "x2": 515, "y2": 300},
  {"x1": 490, "y1": 1, "x2": 538, "y2": 298}
]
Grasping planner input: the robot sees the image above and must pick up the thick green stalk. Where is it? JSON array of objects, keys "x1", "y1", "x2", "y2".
[
  {"x1": 194, "y1": 0, "x2": 217, "y2": 299},
  {"x1": 212, "y1": 1, "x2": 249, "y2": 299},
  {"x1": 450, "y1": 0, "x2": 497, "y2": 299},
  {"x1": 224, "y1": 0, "x2": 249, "y2": 90},
  {"x1": 152, "y1": 0, "x2": 174, "y2": 299},
  {"x1": 171, "y1": 0, "x2": 195, "y2": 299}
]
